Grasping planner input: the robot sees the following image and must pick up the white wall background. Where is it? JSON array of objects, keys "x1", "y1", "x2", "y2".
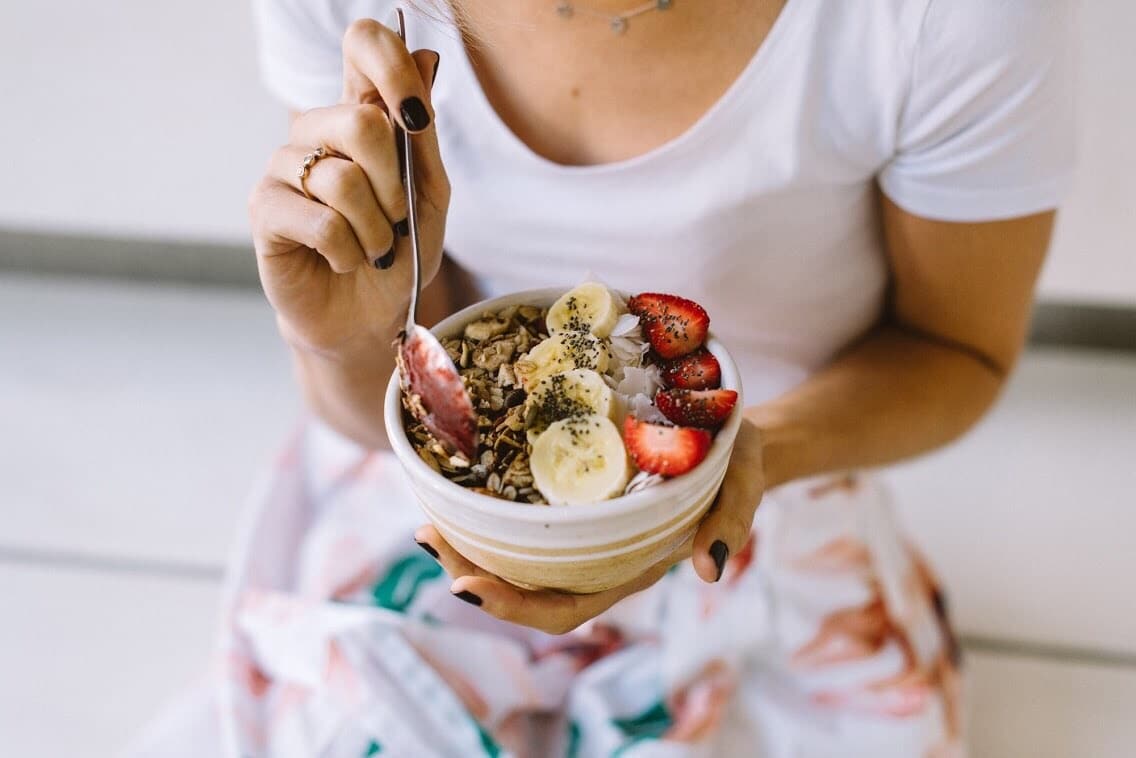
[
  {"x1": 0, "y1": 1, "x2": 287, "y2": 242},
  {"x1": 0, "y1": 0, "x2": 1132, "y2": 303}
]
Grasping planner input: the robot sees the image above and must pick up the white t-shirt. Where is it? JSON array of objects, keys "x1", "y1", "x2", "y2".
[{"x1": 253, "y1": 0, "x2": 1075, "y2": 404}]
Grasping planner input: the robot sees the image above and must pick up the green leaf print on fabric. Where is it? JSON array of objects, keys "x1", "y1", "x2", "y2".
[
  {"x1": 477, "y1": 722, "x2": 502, "y2": 757},
  {"x1": 363, "y1": 738, "x2": 382, "y2": 755},
  {"x1": 611, "y1": 700, "x2": 672, "y2": 756},
  {"x1": 370, "y1": 553, "x2": 444, "y2": 613},
  {"x1": 566, "y1": 720, "x2": 582, "y2": 758}
]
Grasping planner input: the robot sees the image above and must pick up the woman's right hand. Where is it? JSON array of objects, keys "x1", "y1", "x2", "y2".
[{"x1": 248, "y1": 20, "x2": 448, "y2": 359}]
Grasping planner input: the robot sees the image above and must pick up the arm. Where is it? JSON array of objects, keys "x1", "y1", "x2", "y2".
[{"x1": 754, "y1": 193, "x2": 1055, "y2": 488}]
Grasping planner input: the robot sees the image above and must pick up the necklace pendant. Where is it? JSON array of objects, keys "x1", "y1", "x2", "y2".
[
  {"x1": 556, "y1": 2, "x2": 574, "y2": 19},
  {"x1": 609, "y1": 16, "x2": 629, "y2": 34}
]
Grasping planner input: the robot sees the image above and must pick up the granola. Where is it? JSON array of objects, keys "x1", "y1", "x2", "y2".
[{"x1": 403, "y1": 303, "x2": 551, "y2": 504}]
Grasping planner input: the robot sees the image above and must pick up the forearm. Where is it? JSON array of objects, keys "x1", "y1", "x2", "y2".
[
  {"x1": 291, "y1": 327, "x2": 401, "y2": 450},
  {"x1": 749, "y1": 324, "x2": 1008, "y2": 489}
]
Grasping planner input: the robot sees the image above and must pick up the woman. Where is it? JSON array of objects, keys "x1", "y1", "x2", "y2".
[{"x1": 131, "y1": 0, "x2": 1072, "y2": 755}]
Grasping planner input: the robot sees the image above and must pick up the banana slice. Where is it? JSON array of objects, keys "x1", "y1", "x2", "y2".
[
  {"x1": 546, "y1": 282, "x2": 622, "y2": 338},
  {"x1": 525, "y1": 368, "x2": 616, "y2": 440},
  {"x1": 514, "y1": 332, "x2": 611, "y2": 391},
  {"x1": 530, "y1": 414, "x2": 631, "y2": 505}
]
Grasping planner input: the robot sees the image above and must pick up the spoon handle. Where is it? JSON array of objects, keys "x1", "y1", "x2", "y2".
[{"x1": 393, "y1": 7, "x2": 422, "y2": 334}]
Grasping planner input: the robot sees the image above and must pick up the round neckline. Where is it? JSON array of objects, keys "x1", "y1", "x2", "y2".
[{"x1": 442, "y1": 0, "x2": 806, "y2": 176}]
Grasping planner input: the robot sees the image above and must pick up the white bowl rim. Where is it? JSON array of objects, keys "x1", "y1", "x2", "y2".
[{"x1": 383, "y1": 287, "x2": 744, "y2": 525}]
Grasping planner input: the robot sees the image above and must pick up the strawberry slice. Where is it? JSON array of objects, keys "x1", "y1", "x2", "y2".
[
  {"x1": 628, "y1": 293, "x2": 710, "y2": 359},
  {"x1": 660, "y1": 349, "x2": 722, "y2": 390},
  {"x1": 656, "y1": 389, "x2": 738, "y2": 429},
  {"x1": 623, "y1": 416, "x2": 712, "y2": 477}
]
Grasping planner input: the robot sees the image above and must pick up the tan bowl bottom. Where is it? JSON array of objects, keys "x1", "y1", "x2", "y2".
[{"x1": 420, "y1": 488, "x2": 718, "y2": 594}]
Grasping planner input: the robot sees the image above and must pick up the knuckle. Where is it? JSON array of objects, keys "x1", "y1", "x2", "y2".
[
  {"x1": 345, "y1": 104, "x2": 388, "y2": 144},
  {"x1": 286, "y1": 107, "x2": 320, "y2": 142},
  {"x1": 312, "y1": 207, "x2": 348, "y2": 248},
  {"x1": 371, "y1": 25, "x2": 409, "y2": 58},
  {"x1": 336, "y1": 161, "x2": 370, "y2": 197},
  {"x1": 344, "y1": 17, "x2": 384, "y2": 46},
  {"x1": 247, "y1": 179, "x2": 278, "y2": 231},
  {"x1": 328, "y1": 257, "x2": 357, "y2": 275}
]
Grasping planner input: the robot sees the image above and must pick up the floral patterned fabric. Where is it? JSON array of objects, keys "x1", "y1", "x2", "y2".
[{"x1": 126, "y1": 420, "x2": 964, "y2": 757}]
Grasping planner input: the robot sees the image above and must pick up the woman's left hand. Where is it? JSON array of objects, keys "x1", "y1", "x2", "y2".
[{"x1": 415, "y1": 419, "x2": 766, "y2": 635}]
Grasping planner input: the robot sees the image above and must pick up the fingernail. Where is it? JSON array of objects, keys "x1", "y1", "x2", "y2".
[
  {"x1": 430, "y1": 53, "x2": 441, "y2": 86},
  {"x1": 415, "y1": 539, "x2": 439, "y2": 559},
  {"x1": 375, "y1": 248, "x2": 395, "y2": 270},
  {"x1": 453, "y1": 589, "x2": 482, "y2": 607},
  {"x1": 394, "y1": 218, "x2": 410, "y2": 237},
  {"x1": 400, "y1": 97, "x2": 431, "y2": 131},
  {"x1": 710, "y1": 540, "x2": 729, "y2": 582}
]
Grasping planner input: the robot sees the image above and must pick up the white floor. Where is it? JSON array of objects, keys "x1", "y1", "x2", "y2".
[{"x1": 2, "y1": 273, "x2": 1134, "y2": 756}]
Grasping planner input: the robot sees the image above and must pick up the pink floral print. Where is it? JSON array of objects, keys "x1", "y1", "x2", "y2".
[{"x1": 128, "y1": 422, "x2": 965, "y2": 757}]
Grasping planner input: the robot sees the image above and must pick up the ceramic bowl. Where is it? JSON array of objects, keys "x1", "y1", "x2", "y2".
[{"x1": 384, "y1": 287, "x2": 744, "y2": 593}]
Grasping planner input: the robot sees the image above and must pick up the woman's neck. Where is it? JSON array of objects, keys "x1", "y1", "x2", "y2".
[{"x1": 447, "y1": 0, "x2": 786, "y2": 166}]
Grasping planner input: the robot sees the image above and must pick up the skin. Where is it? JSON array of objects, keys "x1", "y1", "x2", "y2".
[{"x1": 248, "y1": 1, "x2": 1055, "y2": 636}]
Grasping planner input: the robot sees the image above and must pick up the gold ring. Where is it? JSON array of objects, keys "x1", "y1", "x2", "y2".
[{"x1": 297, "y1": 147, "x2": 327, "y2": 200}]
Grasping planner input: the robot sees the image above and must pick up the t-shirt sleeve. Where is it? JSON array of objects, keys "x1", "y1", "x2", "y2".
[
  {"x1": 878, "y1": 0, "x2": 1076, "y2": 222},
  {"x1": 250, "y1": 0, "x2": 349, "y2": 111}
]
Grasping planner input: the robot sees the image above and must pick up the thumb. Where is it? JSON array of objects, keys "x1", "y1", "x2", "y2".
[
  {"x1": 692, "y1": 420, "x2": 765, "y2": 583},
  {"x1": 412, "y1": 49, "x2": 441, "y2": 91}
]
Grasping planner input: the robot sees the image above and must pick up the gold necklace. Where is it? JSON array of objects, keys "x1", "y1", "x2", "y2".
[{"x1": 555, "y1": 0, "x2": 674, "y2": 35}]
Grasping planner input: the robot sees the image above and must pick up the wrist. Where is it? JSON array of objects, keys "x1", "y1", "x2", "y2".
[
  {"x1": 745, "y1": 404, "x2": 811, "y2": 490},
  {"x1": 278, "y1": 314, "x2": 402, "y2": 366},
  {"x1": 284, "y1": 317, "x2": 401, "y2": 450}
]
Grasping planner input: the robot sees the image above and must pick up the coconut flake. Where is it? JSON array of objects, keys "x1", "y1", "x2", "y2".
[
  {"x1": 610, "y1": 313, "x2": 641, "y2": 338},
  {"x1": 628, "y1": 392, "x2": 669, "y2": 425},
  {"x1": 615, "y1": 364, "x2": 663, "y2": 398},
  {"x1": 608, "y1": 338, "x2": 636, "y2": 369},
  {"x1": 624, "y1": 470, "x2": 666, "y2": 495}
]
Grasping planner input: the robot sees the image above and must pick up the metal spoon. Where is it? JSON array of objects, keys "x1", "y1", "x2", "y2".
[{"x1": 392, "y1": 7, "x2": 479, "y2": 460}]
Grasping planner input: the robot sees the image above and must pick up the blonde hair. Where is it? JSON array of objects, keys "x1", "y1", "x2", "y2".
[{"x1": 406, "y1": 0, "x2": 482, "y2": 47}]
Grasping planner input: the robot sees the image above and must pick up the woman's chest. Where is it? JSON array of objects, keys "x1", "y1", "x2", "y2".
[
  {"x1": 454, "y1": 0, "x2": 786, "y2": 167},
  {"x1": 440, "y1": 141, "x2": 891, "y2": 379}
]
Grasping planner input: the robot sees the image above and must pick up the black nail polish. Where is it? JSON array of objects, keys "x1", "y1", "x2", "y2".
[
  {"x1": 394, "y1": 218, "x2": 410, "y2": 237},
  {"x1": 400, "y1": 97, "x2": 431, "y2": 131},
  {"x1": 709, "y1": 540, "x2": 729, "y2": 582},
  {"x1": 453, "y1": 589, "x2": 482, "y2": 607},
  {"x1": 430, "y1": 54, "x2": 441, "y2": 86},
  {"x1": 415, "y1": 540, "x2": 439, "y2": 559},
  {"x1": 375, "y1": 248, "x2": 395, "y2": 270}
]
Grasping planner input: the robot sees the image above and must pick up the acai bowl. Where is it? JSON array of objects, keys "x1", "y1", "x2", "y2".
[{"x1": 384, "y1": 284, "x2": 744, "y2": 593}]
